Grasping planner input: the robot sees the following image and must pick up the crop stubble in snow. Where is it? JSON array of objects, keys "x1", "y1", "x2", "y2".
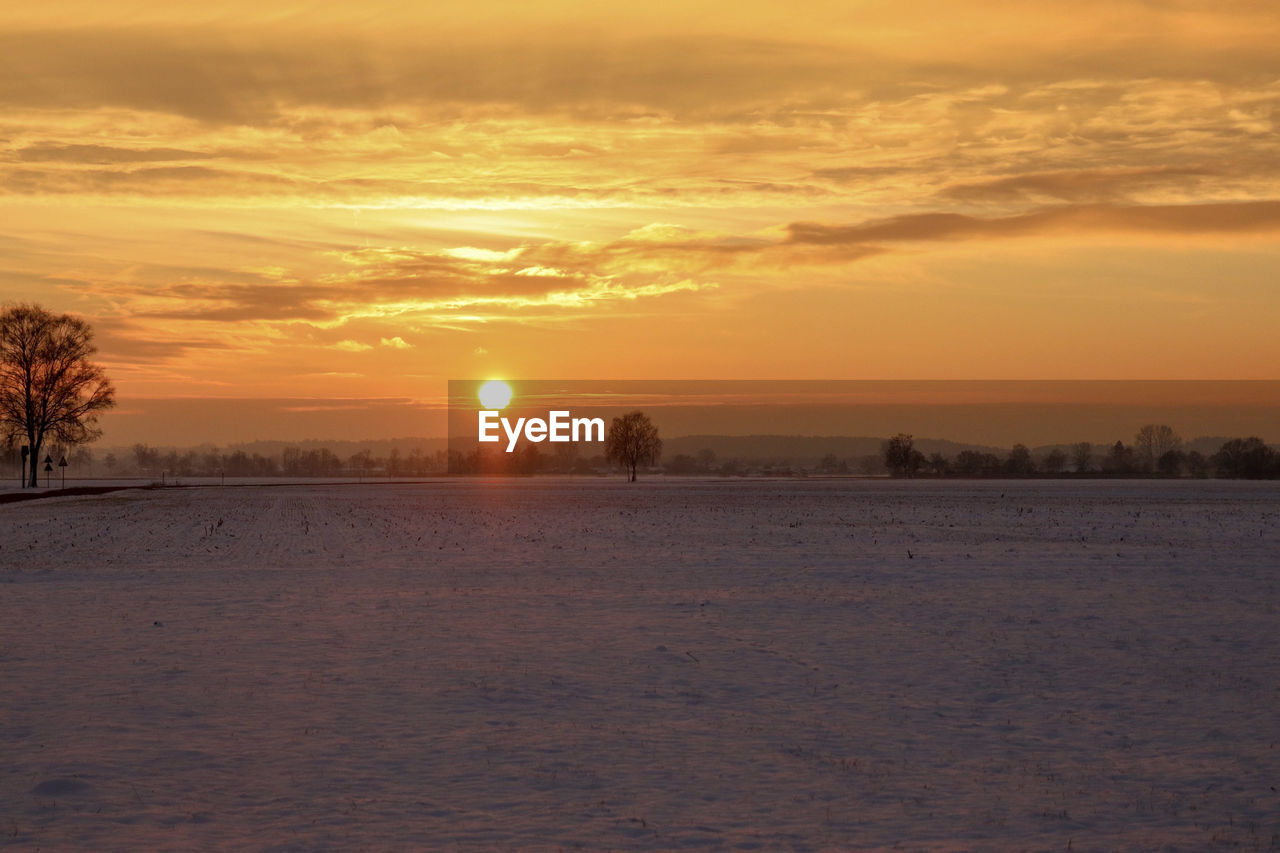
[{"x1": 1, "y1": 479, "x2": 1278, "y2": 850}]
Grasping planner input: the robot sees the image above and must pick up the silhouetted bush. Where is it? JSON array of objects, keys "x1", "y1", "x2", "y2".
[{"x1": 1211, "y1": 437, "x2": 1277, "y2": 478}]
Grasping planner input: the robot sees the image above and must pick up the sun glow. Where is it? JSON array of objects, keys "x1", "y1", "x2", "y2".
[{"x1": 478, "y1": 379, "x2": 513, "y2": 410}]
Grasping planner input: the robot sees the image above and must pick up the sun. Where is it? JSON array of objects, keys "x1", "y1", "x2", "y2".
[{"x1": 478, "y1": 379, "x2": 513, "y2": 410}]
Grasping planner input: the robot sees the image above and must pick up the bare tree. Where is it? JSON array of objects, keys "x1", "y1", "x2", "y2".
[
  {"x1": 605, "y1": 410, "x2": 662, "y2": 482},
  {"x1": 0, "y1": 304, "x2": 115, "y2": 487},
  {"x1": 1134, "y1": 424, "x2": 1181, "y2": 473},
  {"x1": 133, "y1": 443, "x2": 158, "y2": 474},
  {"x1": 1071, "y1": 441, "x2": 1093, "y2": 473}
]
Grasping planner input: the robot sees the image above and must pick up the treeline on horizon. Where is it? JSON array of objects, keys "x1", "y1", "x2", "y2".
[
  {"x1": 11, "y1": 422, "x2": 1274, "y2": 481},
  {"x1": 878, "y1": 427, "x2": 1278, "y2": 480},
  {"x1": 0, "y1": 443, "x2": 451, "y2": 480},
  {"x1": 444, "y1": 423, "x2": 1277, "y2": 478}
]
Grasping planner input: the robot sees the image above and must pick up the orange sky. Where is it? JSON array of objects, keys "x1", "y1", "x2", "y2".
[{"x1": 3, "y1": 1, "x2": 1279, "y2": 442}]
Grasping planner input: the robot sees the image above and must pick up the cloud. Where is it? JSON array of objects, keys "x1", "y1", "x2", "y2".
[
  {"x1": 86, "y1": 235, "x2": 723, "y2": 328},
  {"x1": 940, "y1": 167, "x2": 1218, "y2": 203},
  {"x1": 786, "y1": 200, "x2": 1280, "y2": 246},
  {"x1": 0, "y1": 2, "x2": 1275, "y2": 409},
  {"x1": 4, "y1": 25, "x2": 1277, "y2": 220},
  {"x1": 1, "y1": 165, "x2": 298, "y2": 196},
  {"x1": 70, "y1": 196, "x2": 1280, "y2": 346},
  {"x1": 0, "y1": 29, "x2": 864, "y2": 123},
  {"x1": 13, "y1": 143, "x2": 213, "y2": 164},
  {"x1": 134, "y1": 282, "x2": 336, "y2": 322},
  {"x1": 4, "y1": 13, "x2": 1279, "y2": 128},
  {"x1": 93, "y1": 328, "x2": 231, "y2": 363}
]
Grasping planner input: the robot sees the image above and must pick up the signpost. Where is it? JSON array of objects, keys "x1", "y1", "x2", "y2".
[
  {"x1": 20, "y1": 446, "x2": 29, "y2": 488},
  {"x1": 43, "y1": 455, "x2": 53, "y2": 489},
  {"x1": 58, "y1": 456, "x2": 68, "y2": 489}
]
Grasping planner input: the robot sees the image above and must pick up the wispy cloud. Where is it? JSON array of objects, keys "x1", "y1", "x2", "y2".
[
  {"x1": 12, "y1": 143, "x2": 214, "y2": 164},
  {"x1": 939, "y1": 167, "x2": 1220, "y2": 204},
  {"x1": 786, "y1": 201, "x2": 1280, "y2": 245},
  {"x1": 67, "y1": 196, "x2": 1280, "y2": 364}
]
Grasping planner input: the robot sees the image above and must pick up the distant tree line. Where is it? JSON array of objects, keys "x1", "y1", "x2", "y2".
[
  {"x1": 10, "y1": 443, "x2": 454, "y2": 480},
  {"x1": 881, "y1": 426, "x2": 1279, "y2": 479},
  {"x1": 8, "y1": 421, "x2": 1275, "y2": 483}
]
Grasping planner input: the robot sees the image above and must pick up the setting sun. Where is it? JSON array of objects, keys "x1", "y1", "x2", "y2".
[{"x1": 478, "y1": 379, "x2": 513, "y2": 410}]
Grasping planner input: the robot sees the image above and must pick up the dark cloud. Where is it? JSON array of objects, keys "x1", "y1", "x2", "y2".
[
  {"x1": 787, "y1": 200, "x2": 1280, "y2": 245},
  {"x1": 95, "y1": 330, "x2": 231, "y2": 363},
  {"x1": 135, "y1": 282, "x2": 338, "y2": 322},
  {"x1": 811, "y1": 165, "x2": 914, "y2": 183},
  {"x1": 12, "y1": 24, "x2": 1273, "y2": 127},
  {"x1": 0, "y1": 163, "x2": 685, "y2": 202},
  {"x1": 941, "y1": 167, "x2": 1218, "y2": 203},
  {"x1": 0, "y1": 165, "x2": 297, "y2": 195},
  {"x1": 0, "y1": 28, "x2": 862, "y2": 123},
  {"x1": 14, "y1": 143, "x2": 213, "y2": 164}
]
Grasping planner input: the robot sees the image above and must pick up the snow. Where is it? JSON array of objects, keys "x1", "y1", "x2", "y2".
[{"x1": 2, "y1": 479, "x2": 1278, "y2": 850}]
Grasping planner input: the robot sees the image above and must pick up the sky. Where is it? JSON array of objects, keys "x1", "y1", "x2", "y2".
[{"x1": 2, "y1": 1, "x2": 1279, "y2": 443}]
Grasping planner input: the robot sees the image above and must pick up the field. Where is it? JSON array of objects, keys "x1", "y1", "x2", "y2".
[{"x1": 2, "y1": 479, "x2": 1278, "y2": 850}]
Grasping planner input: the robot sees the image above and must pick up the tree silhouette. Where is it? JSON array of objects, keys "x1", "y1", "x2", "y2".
[
  {"x1": 883, "y1": 433, "x2": 924, "y2": 478},
  {"x1": 1212, "y1": 437, "x2": 1276, "y2": 478},
  {"x1": 1104, "y1": 440, "x2": 1134, "y2": 475},
  {"x1": 1134, "y1": 424, "x2": 1181, "y2": 473},
  {"x1": 1005, "y1": 443, "x2": 1035, "y2": 476},
  {"x1": 605, "y1": 410, "x2": 662, "y2": 482},
  {"x1": 1071, "y1": 441, "x2": 1093, "y2": 473},
  {"x1": 1, "y1": 304, "x2": 115, "y2": 487},
  {"x1": 1157, "y1": 448, "x2": 1186, "y2": 477}
]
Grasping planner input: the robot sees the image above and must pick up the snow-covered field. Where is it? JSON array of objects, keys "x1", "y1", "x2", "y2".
[{"x1": 2, "y1": 479, "x2": 1278, "y2": 850}]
